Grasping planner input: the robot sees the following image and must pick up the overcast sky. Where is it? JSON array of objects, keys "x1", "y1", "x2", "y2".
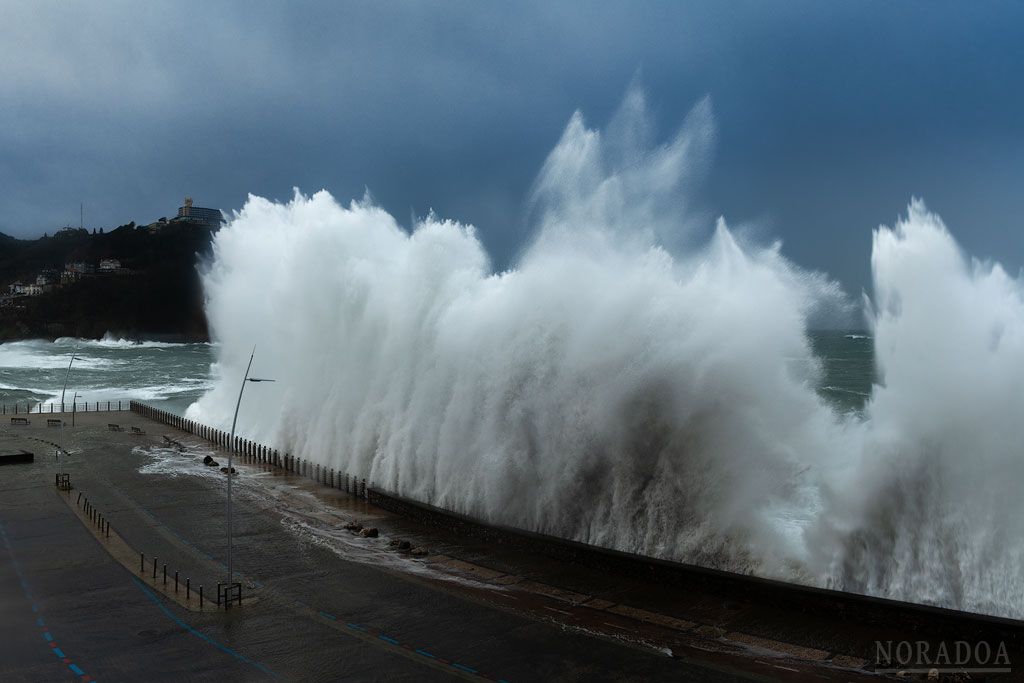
[{"x1": 2, "y1": 1, "x2": 1022, "y2": 293}]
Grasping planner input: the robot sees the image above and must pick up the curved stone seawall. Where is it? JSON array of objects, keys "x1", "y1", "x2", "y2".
[{"x1": 130, "y1": 400, "x2": 1024, "y2": 652}]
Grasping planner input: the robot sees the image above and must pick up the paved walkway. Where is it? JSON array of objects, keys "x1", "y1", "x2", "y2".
[{"x1": 1, "y1": 413, "x2": 762, "y2": 681}]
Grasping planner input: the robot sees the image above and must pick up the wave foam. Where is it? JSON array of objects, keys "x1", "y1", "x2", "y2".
[{"x1": 189, "y1": 87, "x2": 1024, "y2": 618}]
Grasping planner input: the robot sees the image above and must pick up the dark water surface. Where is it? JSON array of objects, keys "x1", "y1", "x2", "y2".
[{"x1": 0, "y1": 332, "x2": 874, "y2": 416}]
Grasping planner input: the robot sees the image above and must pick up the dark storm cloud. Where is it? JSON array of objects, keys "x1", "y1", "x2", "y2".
[{"x1": 2, "y1": 1, "x2": 1022, "y2": 293}]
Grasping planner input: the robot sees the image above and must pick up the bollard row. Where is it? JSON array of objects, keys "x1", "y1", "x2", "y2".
[
  {"x1": 138, "y1": 551, "x2": 215, "y2": 608},
  {"x1": 130, "y1": 401, "x2": 372, "y2": 500},
  {"x1": 75, "y1": 490, "x2": 112, "y2": 539}
]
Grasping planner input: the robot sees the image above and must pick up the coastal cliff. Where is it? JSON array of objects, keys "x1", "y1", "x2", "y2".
[{"x1": 0, "y1": 223, "x2": 214, "y2": 341}]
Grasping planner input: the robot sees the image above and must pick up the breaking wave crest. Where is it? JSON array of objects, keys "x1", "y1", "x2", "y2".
[{"x1": 189, "y1": 87, "x2": 1024, "y2": 618}]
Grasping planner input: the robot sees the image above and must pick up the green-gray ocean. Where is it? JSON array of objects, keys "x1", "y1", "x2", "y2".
[{"x1": 0, "y1": 332, "x2": 874, "y2": 416}]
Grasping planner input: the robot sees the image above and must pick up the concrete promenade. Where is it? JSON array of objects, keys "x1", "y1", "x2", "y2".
[{"x1": 1, "y1": 410, "x2": 1019, "y2": 681}]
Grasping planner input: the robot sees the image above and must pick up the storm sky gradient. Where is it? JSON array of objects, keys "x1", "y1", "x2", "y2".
[{"x1": 2, "y1": 1, "x2": 1022, "y2": 293}]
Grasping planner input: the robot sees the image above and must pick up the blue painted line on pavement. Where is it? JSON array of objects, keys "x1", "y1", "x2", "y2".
[
  {"x1": 379, "y1": 634, "x2": 400, "y2": 645},
  {"x1": 1, "y1": 521, "x2": 93, "y2": 681},
  {"x1": 453, "y1": 663, "x2": 478, "y2": 674},
  {"x1": 415, "y1": 649, "x2": 436, "y2": 659},
  {"x1": 131, "y1": 577, "x2": 277, "y2": 679},
  {"x1": 318, "y1": 610, "x2": 336, "y2": 620}
]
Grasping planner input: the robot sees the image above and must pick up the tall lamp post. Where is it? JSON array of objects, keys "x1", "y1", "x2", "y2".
[
  {"x1": 58, "y1": 346, "x2": 79, "y2": 475},
  {"x1": 226, "y1": 348, "x2": 274, "y2": 584}
]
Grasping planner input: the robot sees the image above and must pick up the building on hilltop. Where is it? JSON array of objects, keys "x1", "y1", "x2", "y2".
[
  {"x1": 99, "y1": 258, "x2": 122, "y2": 272},
  {"x1": 170, "y1": 196, "x2": 225, "y2": 228},
  {"x1": 62, "y1": 262, "x2": 95, "y2": 284},
  {"x1": 65, "y1": 262, "x2": 96, "y2": 275}
]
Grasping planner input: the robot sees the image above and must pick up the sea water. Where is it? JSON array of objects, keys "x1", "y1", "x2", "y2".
[
  {"x1": 0, "y1": 335, "x2": 213, "y2": 414},
  {"x1": 0, "y1": 332, "x2": 873, "y2": 416}
]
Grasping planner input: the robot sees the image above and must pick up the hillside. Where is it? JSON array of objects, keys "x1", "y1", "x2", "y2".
[{"x1": 0, "y1": 223, "x2": 215, "y2": 341}]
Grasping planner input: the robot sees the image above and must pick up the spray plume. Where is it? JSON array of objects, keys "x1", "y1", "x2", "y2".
[{"x1": 189, "y1": 87, "x2": 1024, "y2": 617}]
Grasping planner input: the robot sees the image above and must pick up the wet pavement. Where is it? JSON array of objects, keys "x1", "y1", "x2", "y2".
[{"x1": 1, "y1": 411, "x2": 1017, "y2": 681}]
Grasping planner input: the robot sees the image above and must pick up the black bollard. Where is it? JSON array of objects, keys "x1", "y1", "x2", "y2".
[
  {"x1": 163, "y1": 564, "x2": 167, "y2": 585},
  {"x1": 199, "y1": 585, "x2": 204, "y2": 608},
  {"x1": 153, "y1": 557, "x2": 158, "y2": 579},
  {"x1": 175, "y1": 571, "x2": 179, "y2": 593},
  {"x1": 186, "y1": 577, "x2": 191, "y2": 599},
  {"x1": 106, "y1": 521, "x2": 110, "y2": 538},
  {"x1": 141, "y1": 552, "x2": 145, "y2": 573},
  {"x1": 77, "y1": 492, "x2": 82, "y2": 505}
]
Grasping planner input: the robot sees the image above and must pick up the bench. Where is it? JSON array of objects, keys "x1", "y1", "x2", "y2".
[
  {"x1": 131, "y1": 426, "x2": 145, "y2": 435},
  {"x1": 46, "y1": 419, "x2": 62, "y2": 427},
  {"x1": 107, "y1": 423, "x2": 124, "y2": 432},
  {"x1": 10, "y1": 417, "x2": 29, "y2": 426}
]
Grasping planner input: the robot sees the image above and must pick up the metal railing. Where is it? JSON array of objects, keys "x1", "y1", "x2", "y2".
[
  {"x1": 129, "y1": 400, "x2": 369, "y2": 499},
  {"x1": 2, "y1": 400, "x2": 130, "y2": 415}
]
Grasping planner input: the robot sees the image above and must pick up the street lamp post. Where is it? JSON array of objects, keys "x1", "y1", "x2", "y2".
[
  {"x1": 58, "y1": 346, "x2": 79, "y2": 475},
  {"x1": 226, "y1": 348, "x2": 274, "y2": 584}
]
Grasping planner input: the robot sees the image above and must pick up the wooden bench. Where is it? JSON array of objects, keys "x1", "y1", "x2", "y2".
[
  {"x1": 107, "y1": 423, "x2": 124, "y2": 432},
  {"x1": 131, "y1": 426, "x2": 145, "y2": 435},
  {"x1": 46, "y1": 419, "x2": 62, "y2": 427},
  {"x1": 10, "y1": 417, "x2": 29, "y2": 426}
]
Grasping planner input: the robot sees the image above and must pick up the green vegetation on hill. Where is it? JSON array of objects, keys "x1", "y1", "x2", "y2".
[{"x1": 0, "y1": 223, "x2": 215, "y2": 341}]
